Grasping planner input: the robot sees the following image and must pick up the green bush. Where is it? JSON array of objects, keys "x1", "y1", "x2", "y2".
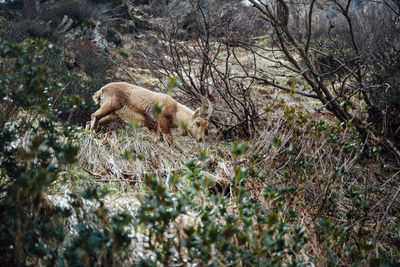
[
  {"x1": 0, "y1": 39, "x2": 130, "y2": 266},
  {"x1": 38, "y1": 41, "x2": 112, "y2": 125},
  {"x1": 0, "y1": 17, "x2": 113, "y2": 126},
  {"x1": 0, "y1": 38, "x2": 79, "y2": 265},
  {"x1": 133, "y1": 146, "x2": 308, "y2": 265}
]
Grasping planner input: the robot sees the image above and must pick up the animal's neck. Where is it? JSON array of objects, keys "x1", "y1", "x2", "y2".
[{"x1": 174, "y1": 103, "x2": 193, "y2": 125}]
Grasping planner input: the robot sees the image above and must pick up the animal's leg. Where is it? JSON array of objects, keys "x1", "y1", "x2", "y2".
[
  {"x1": 142, "y1": 118, "x2": 162, "y2": 141},
  {"x1": 163, "y1": 132, "x2": 174, "y2": 146},
  {"x1": 159, "y1": 115, "x2": 174, "y2": 147},
  {"x1": 161, "y1": 129, "x2": 183, "y2": 152},
  {"x1": 159, "y1": 116, "x2": 183, "y2": 152},
  {"x1": 90, "y1": 102, "x2": 123, "y2": 130},
  {"x1": 97, "y1": 113, "x2": 119, "y2": 128},
  {"x1": 142, "y1": 119, "x2": 157, "y2": 132},
  {"x1": 149, "y1": 128, "x2": 163, "y2": 141}
]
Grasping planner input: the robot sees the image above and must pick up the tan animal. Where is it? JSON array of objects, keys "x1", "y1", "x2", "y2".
[{"x1": 89, "y1": 82, "x2": 213, "y2": 145}]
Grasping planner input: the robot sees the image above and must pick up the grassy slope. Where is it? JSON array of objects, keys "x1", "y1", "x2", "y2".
[{"x1": 46, "y1": 29, "x2": 399, "y2": 265}]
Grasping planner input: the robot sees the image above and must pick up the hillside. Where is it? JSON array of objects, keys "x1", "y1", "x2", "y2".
[{"x1": 0, "y1": 0, "x2": 399, "y2": 266}]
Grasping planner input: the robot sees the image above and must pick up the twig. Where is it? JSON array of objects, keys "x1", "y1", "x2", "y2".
[
  {"x1": 83, "y1": 167, "x2": 185, "y2": 180},
  {"x1": 386, "y1": 139, "x2": 400, "y2": 160},
  {"x1": 222, "y1": 111, "x2": 267, "y2": 135},
  {"x1": 232, "y1": 74, "x2": 320, "y2": 99},
  {"x1": 95, "y1": 179, "x2": 137, "y2": 183},
  {"x1": 52, "y1": 81, "x2": 71, "y2": 108},
  {"x1": 83, "y1": 168, "x2": 102, "y2": 178}
]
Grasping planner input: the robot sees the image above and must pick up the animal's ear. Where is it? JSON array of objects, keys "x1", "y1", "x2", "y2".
[{"x1": 192, "y1": 108, "x2": 201, "y2": 119}]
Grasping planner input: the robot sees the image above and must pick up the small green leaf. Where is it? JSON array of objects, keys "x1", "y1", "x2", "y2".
[
  {"x1": 271, "y1": 136, "x2": 282, "y2": 148},
  {"x1": 167, "y1": 76, "x2": 180, "y2": 94},
  {"x1": 152, "y1": 102, "x2": 163, "y2": 120}
]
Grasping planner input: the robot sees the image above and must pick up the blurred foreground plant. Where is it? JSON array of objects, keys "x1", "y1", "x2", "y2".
[{"x1": 0, "y1": 39, "x2": 130, "y2": 266}]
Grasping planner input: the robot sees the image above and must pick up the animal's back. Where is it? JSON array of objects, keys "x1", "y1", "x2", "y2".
[{"x1": 95, "y1": 82, "x2": 175, "y2": 123}]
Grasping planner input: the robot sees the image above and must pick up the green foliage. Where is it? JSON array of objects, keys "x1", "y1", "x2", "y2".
[
  {"x1": 166, "y1": 76, "x2": 180, "y2": 94},
  {"x1": 38, "y1": 40, "x2": 111, "y2": 125},
  {"x1": 0, "y1": 39, "x2": 76, "y2": 265},
  {"x1": 0, "y1": 39, "x2": 128, "y2": 266},
  {"x1": 259, "y1": 102, "x2": 400, "y2": 266},
  {"x1": 0, "y1": 38, "x2": 309, "y2": 266},
  {"x1": 64, "y1": 188, "x2": 133, "y2": 266},
  {"x1": 135, "y1": 147, "x2": 308, "y2": 266},
  {"x1": 0, "y1": 16, "x2": 113, "y2": 126}
]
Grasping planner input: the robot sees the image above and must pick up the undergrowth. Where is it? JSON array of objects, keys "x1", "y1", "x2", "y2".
[{"x1": 0, "y1": 38, "x2": 399, "y2": 266}]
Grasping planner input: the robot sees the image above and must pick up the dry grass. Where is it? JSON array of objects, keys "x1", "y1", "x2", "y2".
[
  {"x1": 78, "y1": 130, "x2": 186, "y2": 178},
  {"x1": 76, "y1": 128, "x2": 234, "y2": 187},
  {"x1": 44, "y1": 127, "x2": 237, "y2": 263},
  {"x1": 245, "y1": 107, "x2": 399, "y2": 265}
]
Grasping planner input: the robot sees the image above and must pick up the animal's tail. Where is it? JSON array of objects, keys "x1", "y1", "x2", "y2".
[{"x1": 92, "y1": 89, "x2": 103, "y2": 104}]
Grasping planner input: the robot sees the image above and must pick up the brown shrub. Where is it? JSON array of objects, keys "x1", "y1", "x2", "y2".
[
  {"x1": 69, "y1": 40, "x2": 111, "y2": 76},
  {"x1": 52, "y1": 0, "x2": 96, "y2": 25}
]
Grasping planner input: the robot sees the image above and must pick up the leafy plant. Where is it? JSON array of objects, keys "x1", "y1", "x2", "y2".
[
  {"x1": 134, "y1": 145, "x2": 308, "y2": 266},
  {"x1": 0, "y1": 38, "x2": 128, "y2": 266},
  {"x1": 0, "y1": 38, "x2": 79, "y2": 265}
]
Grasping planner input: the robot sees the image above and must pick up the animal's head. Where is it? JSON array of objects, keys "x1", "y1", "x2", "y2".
[{"x1": 187, "y1": 98, "x2": 213, "y2": 142}]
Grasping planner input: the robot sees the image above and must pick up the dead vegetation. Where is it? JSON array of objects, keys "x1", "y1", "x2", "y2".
[{"x1": 77, "y1": 128, "x2": 233, "y2": 186}]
